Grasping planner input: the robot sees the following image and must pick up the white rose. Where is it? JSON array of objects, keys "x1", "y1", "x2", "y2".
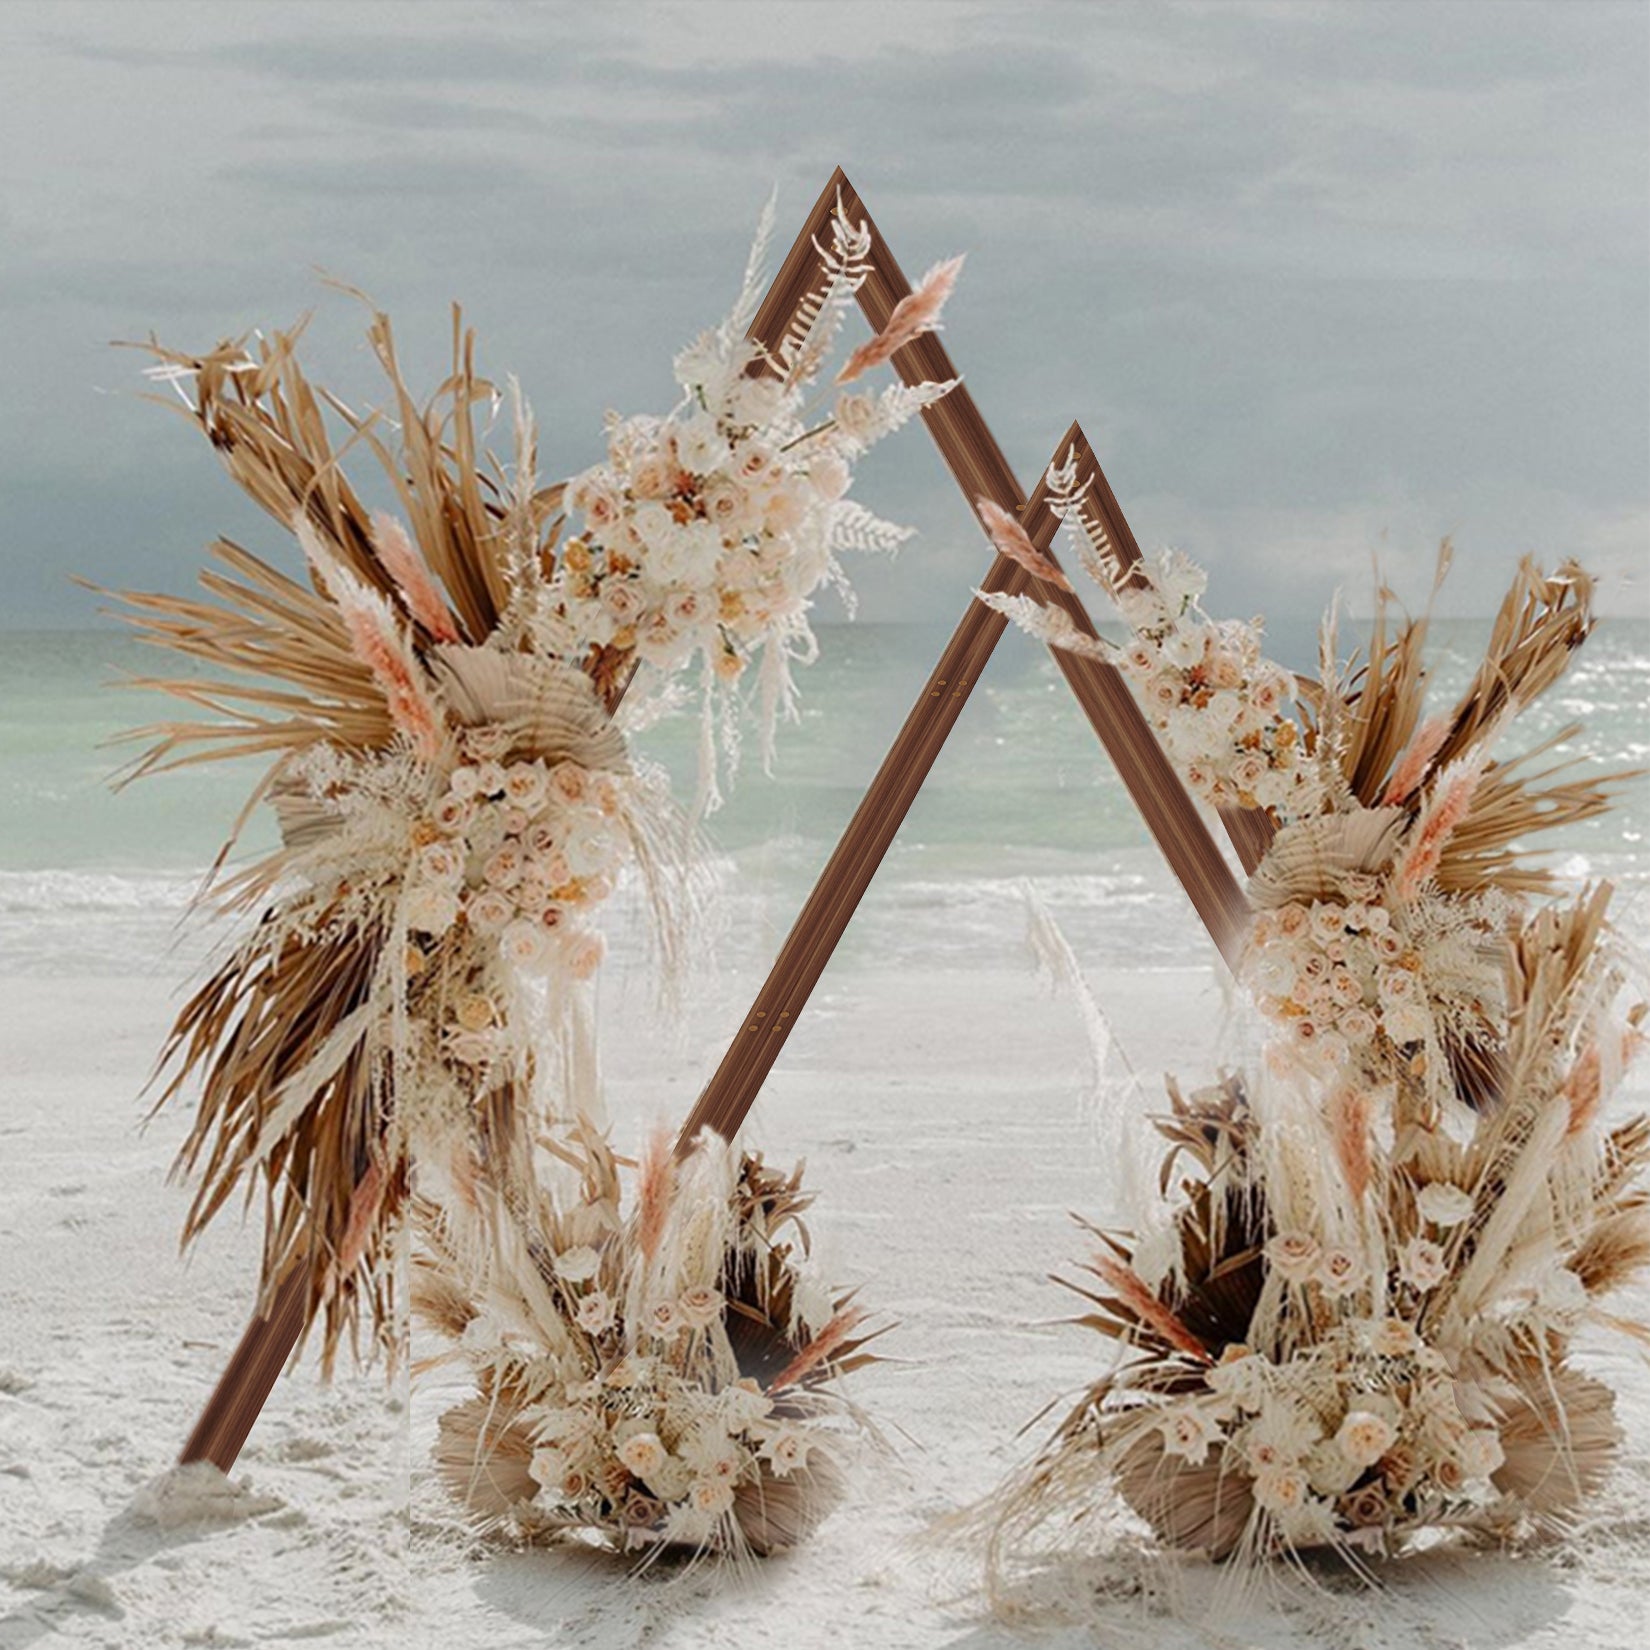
[
  {"x1": 466, "y1": 889, "x2": 515, "y2": 933},
  {"x1": 553, "y1": 1246, "x2": 601, "y2": 1283},
  {"x1": 674, "y1": 412, "x2": 726, "y2": 474},
  {"x1": 759, "y1": 1425, "x2": 812, "y2": 1478},
  {"x1": 575, "y1": 1290, "x2": 615, "y2": 1334},
  {"x1": 503, "y1": 764, "x2": 548, "y2": 811},
  {"x1": 501, "y1": 918, "x2": 552, "y2": 973},
  {"x1": 1334, "y1": 1409, "x2": 1397, "y2": 1468},
  {"x1": 1266, "y1": 1231, "x2": 1323, "y2": 1283},
  {"x1": 405, "y1": 884, "x2": 459, "y2": 935},
  {"x1": 618, "y1": 1431, "x2": 667, "y2": 1479},
  {"x1": 1416, "y1": 1182, "x2": 1474, "y2": 1228},
  {"x1": 1251, "y1": 1464, "x2": 1310, "y2": 1514}
]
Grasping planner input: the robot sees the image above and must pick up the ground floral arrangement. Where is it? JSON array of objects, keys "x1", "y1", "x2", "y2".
[
  {"x1": 107, "y1": 195, "x2": 956, "y2": 1553},
  {"x1": 979, "y1": 461, "x2": 1647, "y2": 1572},
  {"x1": 419, "y1": 1125, "x2": 880, "y2": 1558}
]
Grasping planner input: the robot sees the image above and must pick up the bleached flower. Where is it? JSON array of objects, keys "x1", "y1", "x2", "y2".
[
  {"x1": 759, "y1": 1425, "x2": 812, "y2": 1478},
  {"x1": 676, "y1": 1285, "x2": 724, "y2": 1330},
  {"x1": 1305, "y1": 1439, "x2": 1363, "y2": 1496},
  {"x1": 1338, "y1": 1006, "x2": 1379, "y2": 1043},
  {"x1": 454, "y1": 993, "x2": 495, "y2": 1032},
  {"x1": 675, "y1": 412, "x2": 726, "y2": 473},
  {"x1": 449, "y1": 764, "x2": 482, "y2": 801},
  {"x1": 503, "y1": 763, "x2": 548, "y2": 810},
  {"x1": 575, "y1": 1290, "x2": 616, "y2": 1334},
  {"x1": 1335, "y1": 1409, "x2": 1398, "y2": 1467},
  {"x1": 1267, "y1": 1231, "x2": 1322, "y2": 1283},
  {"x1": 1310, "y1": 902, "x2": 1347, "y2": 942},
  {"x1": 405, "y1": 884, "x2": 459, "y2": 934},
  {"x1": 1398, "y1": 1237, "x2": 1449, "y2": 1291},
  {"x1": 832, "y1": 391, "x2": 879, "y2": 446},
  {"x1": 1276, "y1": 903, "x2": 1310, "y2": 938},
  {"x1": 1206, "y1": 1347, "x2": 1271, "y2": 1411},
  {"x1": 529, "y1": 1446, "x2": 571, "y2": 1492},
  {"x1": 483, "y1": 845, "x2": 523, "y2": 888},
  {"x1": 419, "y1": 841, "x2": 462, "y2": 882},
  {"x1": 648, "y1": 1299, "x2": 684, "y2": 1339},
  {"x1": 563, "y1": 929, "x2": 607, "y2": 981},
  {"x1": 1274, "y1": 1497, "x2": 1338, "y2": 1549},
  {"x1": 501, "y1": 918, "x2": 552, "y2": 973},
  {"x1": 554, "y1": 1246, "x2": 601, "y2": 1283},
  {"x1": 690, "y1": 1477, "x2": 736, "y2": 1517},
  {"x1": 466, "y1": 889, "x2": 515, "y2": 933},
  {"x1": 1368, "y1": 1316, "x2": 1421, "y2": 1357},
  {"x1": 617, "y1": 1431, "x2": 667, "y2": 1479},
  {"x1": 722, "y1": 1378, "x2": 771, "y2": 1429},
  {"x1": 1158, "y1": 1403, "x2": 1222, "y2": 1466},
  {"x1": 433, "y1": 793, "x2": 473, "y2": 833},
  {"x1": 1456, "y1": 1427, "x2": 1505, "y2": 1481},
  {"x1": 1316, "y1": 1246, "x2": 1366, "y2": 1296},
  {"x1": 1243, "y1": 1400, "x2": 1321, "y2": 1469},
  {"x1": 475, "y1": 759, "x2": 507, "y2": 796},
  {"x1": 1251, "y1": 1464, "x2": 1311, "y2": 1514},
  {"x1": 1416, "y1": 1182, "x2": 1475, "y2": 1228},
  {"x1": 550, "y1": 761, "x2": 590, "y2": 806}
]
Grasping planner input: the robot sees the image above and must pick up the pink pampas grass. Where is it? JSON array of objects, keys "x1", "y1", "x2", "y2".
[
  {"x1": 835, "y1": 254, "x2": 964, "y2": 384},
  {"x1": 976, "y1": 497, "x2": 1072, "y2": 592},
  {"x1": 370, "y1": 511, "x2": 461, "y2": 644}
]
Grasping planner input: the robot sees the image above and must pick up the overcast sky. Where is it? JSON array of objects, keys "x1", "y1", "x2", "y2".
[{"x1": 1, "y1": 0, "x2": 1645, "y2": 650}]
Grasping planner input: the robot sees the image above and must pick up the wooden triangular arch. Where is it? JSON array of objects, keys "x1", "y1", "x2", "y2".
[{"x1": 176, "y1": 167, "x2": 1275, "y2": 1471}]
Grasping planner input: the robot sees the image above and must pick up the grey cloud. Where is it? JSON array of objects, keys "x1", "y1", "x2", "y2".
[{"x1": 0, "y1": 0, "x2": 1643, "y2": 631}]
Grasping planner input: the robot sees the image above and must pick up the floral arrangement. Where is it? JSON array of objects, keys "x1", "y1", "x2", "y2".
[
  {"x1": 980, "y1": 477, "x2": 1646, "y2": 1570},
  {"x1": 104, "y1": 195, "x2": 960, "y2": 1370},
  {"x1": 417, "y1": 1123, "x2": 880, "y2": 1559},
  {"x1": 547, "y1": 199, "x2": 957, "y2": 812},
  {"x1": 974, "y1": 455, "x2": 1320, "y2": 818}
]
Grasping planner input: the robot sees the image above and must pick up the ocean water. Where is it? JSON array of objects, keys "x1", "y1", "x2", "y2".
[{"x1": 0, "y1": 619, "x2": 1645, "y2": 980}]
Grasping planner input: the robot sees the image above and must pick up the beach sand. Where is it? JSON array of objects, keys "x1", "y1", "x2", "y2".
[{"x1": 4, "y1": 952, "x2": 1650, "y2": 1650}]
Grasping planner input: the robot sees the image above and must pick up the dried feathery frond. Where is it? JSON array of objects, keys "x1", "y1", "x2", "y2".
[
  {"x1": 295, "y1": 515, "x2": 446, "y2": 759},
  {"x1": 370, "y1": 510, "x2": 462, "y2": 643},
  {"x1": 971, "y1": 589, "x2": 1113, "y2": 661},
  {"x1": 1381, "y1": 713, "x2": 1452, "y2": 807},
  {"x1": 976, "y1": 497, "x2": 1072, "y2": 591},
  {"x1": 1430, "y1": 558, "x2": 1595, "y2": 772},
  {"x1": 1083, "y1": 1253, "x2": 1214, "y2": 1366},
  {"x1": 1391, "y1": 748, "x2": 1490, "y2": 901},
  {"x1": 835, "y1": 253, "x2": 964, "y2": 384}
]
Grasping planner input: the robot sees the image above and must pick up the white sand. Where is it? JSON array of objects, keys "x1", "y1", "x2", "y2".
[{"x1": 4, "y1": 959, "x2": 1650, "y2": 1649}]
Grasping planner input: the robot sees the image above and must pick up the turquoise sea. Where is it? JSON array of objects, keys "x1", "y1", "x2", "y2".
[{"x1": 1, "y1": 618, "x2": 1645, "y2": 978}]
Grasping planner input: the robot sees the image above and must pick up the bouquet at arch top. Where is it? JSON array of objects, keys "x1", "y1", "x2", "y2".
[
  {"x1": 103, "y1": 196, "x2": 961, "y2": 1371},
  {"x1": 979, "y1": 460, "x2": 1648, "y2": 1572}
]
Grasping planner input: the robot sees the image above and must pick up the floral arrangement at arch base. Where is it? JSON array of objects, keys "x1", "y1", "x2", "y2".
[
  {"x1": 417, "y1": 1123, "x2": 882, "y2": 1559},
  {"x1": 101, "y1": 175, "x2": 959, "y2": 1521},
  {"x1": 979, "y1": 468, "x2": 1646, "y2": 1572}
]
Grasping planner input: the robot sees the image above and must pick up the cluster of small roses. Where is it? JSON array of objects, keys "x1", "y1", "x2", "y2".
[
  {"x1": 551, "y1": 330, "x2": 879, "y2": 697},
  {"x1": 1112, "y1": 549, "x2": 1319, "y2": 817},
  {"x1": 1155, "y1": 1321, "x2": 1507, "y2": 1554},
  {"x1": 484, "y1": 1243, "x2": 829, "y2": 1551},
  {"x1": 1244, "y1": 884, "x2": 1432, "y2": 1072},
  {"x1": 556, "y1": 410, "x2": 848, "y2": 685},
  {"x1": 401, "y1": 727, "x2": 627, "y2": 1060}
]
